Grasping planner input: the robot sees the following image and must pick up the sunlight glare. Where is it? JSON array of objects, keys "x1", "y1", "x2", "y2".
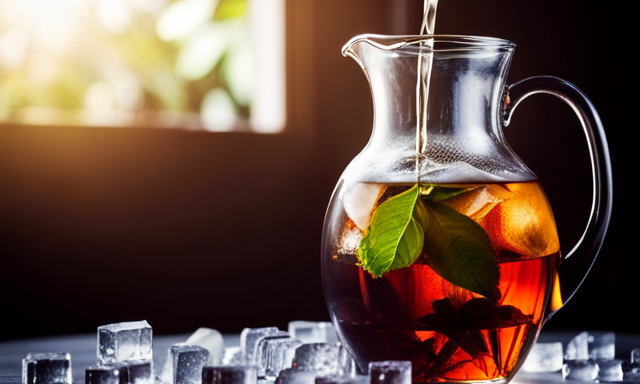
[{"x1": 0, "y1": 0, "x2": 85, "y2": 53}]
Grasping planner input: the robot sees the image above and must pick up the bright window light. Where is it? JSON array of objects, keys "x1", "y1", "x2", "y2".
[{"x1": 0, "y1": 0, "x2": 286, "y2": 133}]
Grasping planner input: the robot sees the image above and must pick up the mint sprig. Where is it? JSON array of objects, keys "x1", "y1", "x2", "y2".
[
  {"x1": 357, "y1": 184, "x2": 501, "y2": 302},
  {"x1": 358, "y1": 184, "x2": 426, "y2": 278}
]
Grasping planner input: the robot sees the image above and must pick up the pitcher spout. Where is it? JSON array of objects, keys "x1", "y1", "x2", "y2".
[{"x1": 341, "y1": 34, "x2": 427, "y2": 69}]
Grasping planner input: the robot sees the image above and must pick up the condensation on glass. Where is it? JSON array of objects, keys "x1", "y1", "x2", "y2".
[{"x1": 0, "y1": 0, "x2": 286, "y2": 133}]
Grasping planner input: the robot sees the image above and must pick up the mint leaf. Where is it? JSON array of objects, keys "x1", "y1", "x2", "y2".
[
  {"x1": 420, "y1": 202, "x2": 501, "y2": 302},
  {"x1": 358, "y1": 184, "x2": 425, "y2": 278},
  {"x1": 421, "y1": 185, "x2": 472, "y2": 202}
]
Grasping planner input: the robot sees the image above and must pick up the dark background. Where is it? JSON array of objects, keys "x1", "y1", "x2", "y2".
[{"x1": 0, "y1": 0, "x2": 633, "y2": 341}]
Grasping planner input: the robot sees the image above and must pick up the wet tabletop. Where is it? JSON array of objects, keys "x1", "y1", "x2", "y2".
[{"x1": 1, "y1": 331, "x2": 638, "y2": 384}]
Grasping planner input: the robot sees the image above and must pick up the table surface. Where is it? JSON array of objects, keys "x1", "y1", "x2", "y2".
[{"x1": 1, "y1": 330, "x2": 638, "y2": 384}]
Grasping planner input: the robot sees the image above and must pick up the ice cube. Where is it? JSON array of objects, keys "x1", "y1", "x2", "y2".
[
  {"x1": 626, "y1": 348, "x2": 640, "y2": 380},
  {"x1": 632, "y1": 348, "x2": 640, "y2": 364},
  {"x1": 292, "y1": 343, "x2": 343, "y2": 377},
  {"x1": 222, "y1": 347, "x2": 243, "y2": 366},
  {"x1": 368, "y1": 361, "x2": 411, "y2": 384},
  {"x1": 274, "y1": 368, "x2": 316, "y2": 384},
  {"x1": 562, "y1": 360, "x2": 599, "y2": 381},
  {"x1": 160, "y1": 344, "x2": 209, "y2": 384},
  {"x1": 336, "y1": 227, "x2": 362, "y2": 258},
  {"x1": 239, "y1": 327, "x2": 282, "y2": 363},
  {"x1": 342, "y1": 182, "x2": 383, "y2": 230},
  {"x1": 122, "y1": 361, "x2": 153, "y2": 384},
  {"x1": 98, "y1": 321, "x2": 153, "y2": 365},
  {"x1": 597, "y1": 359, "x2": 624, "y2": 382},
  {"x1": 86, "y1": 361, "x2": 152, "y2": 384},
  {"x1": 22, "y1": 352, "x2": 72, "y2": 384},
  {"x1": 201, "y1": 366, "x2": 257, "y2": 384},
  {"x1": 314, "y1": 375, "x2": 369, "y2": 384},
  {"x1": 479, "y1": 181, "x2": 559, "y2": 259},
  {"x1": 440, "y1": 184, "x2": 512, "y2": 220},
  {"x1": 287, "y1": 322, "x2": 338, "y2": 344},
  {"x1": 589, "y1": 332, "x2": 615, "y2": 360},
  {"x1": 255, "y1": 336, "x2": 303, "y2": 379},
  {"x1": 624, "y1": 357, "x2": 640, "y2": 381},
  {"x1": 520, "y1": 342, "x2": 563, "y2": 372},
  {"x1": 85, "y1": 365, "x2": 128, "y2": 384},
  {"x1": 185, "y1": 328, "x2": 225, "y2": 365},
  {"x1": 565, "y1": 331, "x2": 590, "y2": 361}
]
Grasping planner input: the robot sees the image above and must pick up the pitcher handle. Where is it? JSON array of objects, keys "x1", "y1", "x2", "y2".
[{"x1": 503, "y1": 76, "x2": 613, "y2": 317}]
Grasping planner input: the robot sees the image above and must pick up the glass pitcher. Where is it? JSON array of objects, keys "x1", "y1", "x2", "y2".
[{"x1": 320, "y1": 34, "x2": 612, "y2": 383}]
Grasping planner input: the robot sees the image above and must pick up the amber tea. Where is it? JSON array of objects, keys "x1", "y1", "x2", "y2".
[{"x1": 322, "y1": 181, "x2": 562, "y2": 382}]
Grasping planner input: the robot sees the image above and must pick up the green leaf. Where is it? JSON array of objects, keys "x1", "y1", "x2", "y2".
[
  {"x1": 420, "y1": 202, "x2": 501, "y2": 302},
  {"x1": 421, "y1": 185, "x2": 472, "y2": 202},
  {"x1": 214, "y1": 0, "x2": 248, "y2": 20},
  {"x1": 358, "y1": 184, "x2": 425, "y2": 277}
]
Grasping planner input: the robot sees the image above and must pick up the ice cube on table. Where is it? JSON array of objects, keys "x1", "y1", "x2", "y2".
[
  {"x1": 565, "y1": 331, "x2": 590, "y2": 361},
  {"x1": 185, "y1": 328, "x2": 225, "y2": 365},
  {"x1": 120, "y1": 361, "x2": 152, "y2": 384},
  {"x1": 625, "y1": 349, "x2": 640, "y2": 380},
  {"x1": 86, "y1": 361, "x2": 152, "y2": 384},
  {"x1": 520, "y1": 342, "x2": 563, "y2": 372},
  {"x1": 632, "y1": 348, "x2": 640, "y2": 364},
  {"x1": 274, "y1": 368, "x2": 316, "y2": 384},
  {"x1": 239, "y1": 328, "x2": 282, "y2": 364},
  {"x1": 368, "y1": 361, "x2": 411, "y2": 384},
  {"x1": 160, "y1": 344, "x2": 209, "y2": 384},
  {"x1": 247, "y1": 331, "x2": 290, "y2": 366},
  {"x1": 589, "y1": 332, "x2": 616, "y2": 360},
  {"x1": 314, "y1": 375, "x2": 369, "y2": 384},
  {"x1": 562, "y1": 360, "x2": 599, "y2": 381},
  {"x1": 98, "y1": 321, "x2": 152, "y2": 365},
  {"x1": 22, "y1": 352, "x2": 72, "y2": 384},
  {"x1": 85, "y1": 365, "x2": 128, "y2": 384},
  {"x1": 292, "y1": 343, "x2": 345, "y2": 377},
  {"x1": 255, "y1": 336, "x2": 303, "y2": 380},
  {"x1": 597, "y1": 359, "x2": 624, "y2": 382},
  {"x1": 287, "y1": 322, "x2": 338, "y2": 344},
  {"x1": 222, "y1": 347, "x2": 243, "y2": 366},
  {"x1": 624, "y1": 362, "x2": 640, "y2": 381},
  {"x1": 202, "y1": 366, "x2": 257, "y2": 384}
]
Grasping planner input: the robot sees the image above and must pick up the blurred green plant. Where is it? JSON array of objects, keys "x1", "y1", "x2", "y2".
[{"x1": 0, "y1": 0, "x2": 252, "y2": 130}]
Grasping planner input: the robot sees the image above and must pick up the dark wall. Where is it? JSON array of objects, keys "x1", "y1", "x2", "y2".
[{"x1": 0, "y1": 0, "x2": 633, "y2": 341}]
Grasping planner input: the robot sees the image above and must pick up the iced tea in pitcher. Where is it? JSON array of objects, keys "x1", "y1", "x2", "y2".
[
  {"x1": 322, "y1": 25, "x2": 612, "y2": 382},
  {"x1": 322, "y1": 180, "x2": 562, "y2": 382}
]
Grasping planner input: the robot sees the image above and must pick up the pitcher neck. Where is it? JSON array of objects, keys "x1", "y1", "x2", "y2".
[{"x1": 345, "y1": 35, "x2": 516, "y2": 154}]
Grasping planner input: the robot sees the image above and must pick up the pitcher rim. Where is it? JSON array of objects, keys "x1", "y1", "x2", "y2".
[{"x1": 342, "y1": 34, "x2": 516, "y2": 57}]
